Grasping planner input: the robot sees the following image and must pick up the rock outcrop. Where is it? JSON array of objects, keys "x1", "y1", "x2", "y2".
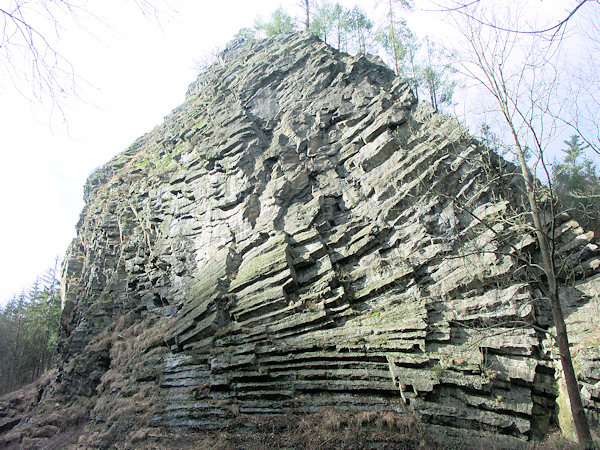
[{"x1": 2, "y1": 32, "x2": 599, "y2": 448}]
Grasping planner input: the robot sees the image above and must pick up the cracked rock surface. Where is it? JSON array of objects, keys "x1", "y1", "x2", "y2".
[{"x1": 2, "y1": 33, "x2": 599, "y2": 448}]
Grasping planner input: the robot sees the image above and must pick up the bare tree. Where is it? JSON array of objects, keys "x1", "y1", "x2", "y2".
[
  {"x1": 298, "y1": 0, "x2": 314, "y2": 31},
  {"x1": 1, "y1": 1, "x2": 78, "y2": 107},
  {"x1": 423, "y1": 1, "x2": 600, "y2": 158},
  {"x1": 449, "y1": 4, "x2": 593, "y2": 446},
  {"x1": 192, "y1": 45, "x2": 224, "y2": 74},
  {"x1": 425, "y1": 0, "x2": 595, "y2": 40},
  {"x1": 558, "y1": 8, "x2": 600, "y2": 156},
  {"x1": 0, "y1": 0, "x2": 166, "y2": 112}
]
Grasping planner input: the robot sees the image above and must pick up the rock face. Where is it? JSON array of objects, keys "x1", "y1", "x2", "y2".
[{"x1": 3, "y1": 33, "x2": 600, "y2": 448}]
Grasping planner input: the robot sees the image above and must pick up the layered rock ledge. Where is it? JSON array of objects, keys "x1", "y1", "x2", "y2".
[{"x1": 1, "y1": 33, "x2": 599, "y2": 448}]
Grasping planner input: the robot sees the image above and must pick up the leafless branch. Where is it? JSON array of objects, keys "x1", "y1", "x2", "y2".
[
  {"x1": 0, "y1": 0, "x2": 171, "y2": 118},
  {"x1": 424, "y1": 0, "x2": 593, "y2": 41}
]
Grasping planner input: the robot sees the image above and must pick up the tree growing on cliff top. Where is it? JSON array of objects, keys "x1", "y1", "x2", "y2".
[
  {"x1": 308, "y1": 2, "x2": 372, "y2": 54},
  {"x1": 309, "y1": 2, "x2": 351, "y2": 50},
  {"x1": 310, "y1": 1, "x2": 335, "y2": 44},
  {"x1": 255, "y1": 7, "x2": 298, "y2": 37},
  {"x1": 298, "y1": 0, "x2": 315, "y2": 31},
  {"x1": 375, "y1": 0, "x2": 410, "y2": 76},
  {"x1": 347, "y1": 6, "x2": 374, "y2": 55},
  {"x1": 419, "y1": 38, "x2": 456, "y2": 112}
]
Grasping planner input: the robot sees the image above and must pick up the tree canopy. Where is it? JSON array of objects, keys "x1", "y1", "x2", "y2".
[{"x1": 255, "y1": 7, "x2": 298, "y2": 37}]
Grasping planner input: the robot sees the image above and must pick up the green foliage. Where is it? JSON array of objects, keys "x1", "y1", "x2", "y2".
[
  {"x1": 394, "y1": 0, "x2": 414, "y2": 9},
  {"x1": 329, "y1": 3, "x2": 350, "y2": 51},
  {"x1": 479, "y1": 123, "x2": 502, "y2": 152},
  {"x1": 255, "y1": 7, "x2": 298, "y2": 37},
  {"x1": 553, "y1": 135, "x2": 600, "y2": 236},
  {"x1": 0, "y1": 261, "x2": 61, "y2": 395},
  {"x1": 418, "y1": 38, "x2": 457, "y2": 112},
  {"x1": 376, "y1": 16, "x2": 456, "y2": 111},
  {"x1": 309, "y1": 2, "x2": 374, "y2": 54},
  {"x1": 311, "y1": 2, "x2": 349, "y2": 50},
  {"x1": 310, "y1": 1, "x2": 332, "y2": 43},
  {"x1": 347, "y1": 6, "x2": 374, "y2": 55},
  {"x1": 374, "y1": 0, "x2": 414, "y2": 76},
  {"x1": 234, "y1": 27, "x2": 258, "y2": 41},
  {"x1": 376, "y1": 18, "x2": 410, "y2": 76}
]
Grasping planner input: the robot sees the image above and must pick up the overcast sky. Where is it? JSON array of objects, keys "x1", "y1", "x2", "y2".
[{"x1": 0, "y1": 0, "x2": 590, "y2": 305}]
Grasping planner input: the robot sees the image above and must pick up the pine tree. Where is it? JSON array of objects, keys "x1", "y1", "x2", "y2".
[
  {"x1": 419, "y1": 38, "x2": 457, "y2": 112},
  {"x1": 0, "y1": 262, "x2": 61, "y2": 394},
  {"x1": 256, "y1": 7, "x2": 298, "y2": 37},
  {"x1": 553, "y1": 135, "x2": 600, "y2": 237},
  {"x1": 347, "y1": 6, "x2": 373, "y2": 55}
]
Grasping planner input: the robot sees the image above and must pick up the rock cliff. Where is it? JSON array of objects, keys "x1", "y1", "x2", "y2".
[{"x1": 2, "y1": 32, "x2": 599, "y2": 448}]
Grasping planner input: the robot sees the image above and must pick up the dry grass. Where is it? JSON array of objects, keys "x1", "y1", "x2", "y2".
[
  {"x1": 6, "y1": 311, "x2": 593, "y2": 449},
  {"x1": 75, "y1": 315, "x2": 175, "y2": 448},
  {"x1": 0, "y1": 370, "x2": 70, "y2": 446},
  {"x1": 0, "y1": 313, "x2": 176, "y2": 449},
  {"x1": 289, "y1": 408, "x2": 431, "y2": 449},
  {"x1": 0, "y1": 391, "x2": 91, "y2": 449},
  {"x1": 119, "y1": 409, "x2": 436, "y2": 449},
  {"x1": 531, "y1": 430, "x2": 579, "y2": 449}
]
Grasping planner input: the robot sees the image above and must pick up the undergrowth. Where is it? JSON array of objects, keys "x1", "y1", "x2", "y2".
[{"x1": 117, "y1": 408, "x2": 436, "y2": 449}]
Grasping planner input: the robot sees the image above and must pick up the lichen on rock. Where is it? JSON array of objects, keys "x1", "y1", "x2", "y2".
[{"x1": 2, "y1": 32, "x2": 599, "y2": 448}]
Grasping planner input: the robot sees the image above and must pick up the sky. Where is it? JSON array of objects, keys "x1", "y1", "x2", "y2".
[{"x1": 0, "y1": 0, "x2": 592, "y2": 305}]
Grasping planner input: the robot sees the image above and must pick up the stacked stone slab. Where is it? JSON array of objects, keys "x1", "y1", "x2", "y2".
[{"x1": 3, "y1": 33, "x2": 599, "y2": 448}]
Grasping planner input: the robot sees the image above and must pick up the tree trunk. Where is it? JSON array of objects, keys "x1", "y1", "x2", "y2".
[
  {"x1": 304, "y1": 0, "x2": 310, "y2": 31},
  {"x1": 511, "y1": 126, "x2": 592, "y2": 447},
  {"x1": 388, "y1": 0, "x2": 399, "y2": 76},
  {"x1": 429, "y1": 82, "x2": 438, "y2": 112}
]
